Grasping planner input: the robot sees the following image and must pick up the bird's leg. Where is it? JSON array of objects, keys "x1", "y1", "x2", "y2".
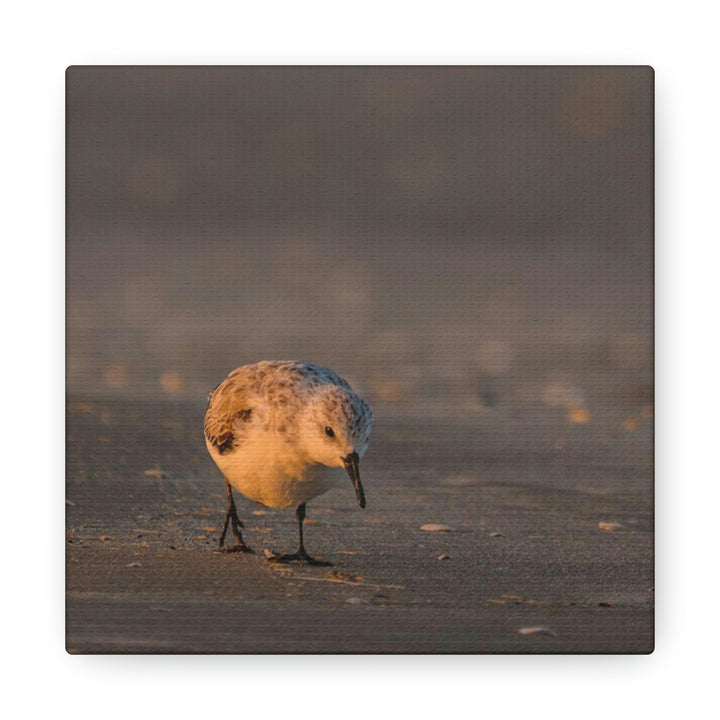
[
  {"x1": 295, "y1": 502, "x2": 311, "y2": 561},
  {"x1": 218, "y1": 479, "x2": 253, "y2": 553},
  {"x1": 266, "y1": 502, "x2": 332, "y2": 566}
]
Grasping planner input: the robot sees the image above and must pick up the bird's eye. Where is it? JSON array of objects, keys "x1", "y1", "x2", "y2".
[{"x1": 325, "y1": 426, "x2": 335, "y2": 438}]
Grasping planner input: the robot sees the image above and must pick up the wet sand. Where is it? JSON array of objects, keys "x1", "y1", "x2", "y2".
[{"x1": 66, "y1": 396, "x2": 653, "y2": 654}]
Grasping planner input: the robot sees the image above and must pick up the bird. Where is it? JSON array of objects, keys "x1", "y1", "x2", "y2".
[{"x1": 204, "y1": 360, "x2": 374, "y2": 565}]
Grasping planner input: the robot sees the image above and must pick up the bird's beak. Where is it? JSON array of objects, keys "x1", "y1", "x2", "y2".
[{"x1": 342, "y1": 451, "x2": 366, "y2": 508}]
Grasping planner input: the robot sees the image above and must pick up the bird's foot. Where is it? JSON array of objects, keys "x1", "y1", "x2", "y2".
[
  {"x1": 265, "y1": 548, "x2": 332, "y2": 566},
  {"x1": 218, "y1": 542, "x2": 254, "y2": 554}
]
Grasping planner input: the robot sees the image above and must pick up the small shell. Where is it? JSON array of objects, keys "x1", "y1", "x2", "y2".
[
  {"x1": 345, "y1": 597, "x2": 369, "y2": 606},
  {"x1": 144, "y1": 469, "x2": 167, "y2": 479},
  {"x1": 598, "y1": 521, "x2": 623, "y2": 531},
  {"x1": 518, "y1": 626, "x2": 556, "y2": 637},
  {"x1": 420, "y1": 523, "x2": 455, "y2": 532}
]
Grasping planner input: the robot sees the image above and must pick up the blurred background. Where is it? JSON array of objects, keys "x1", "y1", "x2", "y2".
[{"x1": 66, "y1": 66, "x2": 653, "y2": 425}]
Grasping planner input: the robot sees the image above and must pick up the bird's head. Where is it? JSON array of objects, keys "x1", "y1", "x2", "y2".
[{"x1": 299, "y1": 385, "x2": 374, "y2": 507}]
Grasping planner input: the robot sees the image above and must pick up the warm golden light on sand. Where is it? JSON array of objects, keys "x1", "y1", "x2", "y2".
[{"x1": 160, "y1": 371, "x2": 185, "y2": 395}]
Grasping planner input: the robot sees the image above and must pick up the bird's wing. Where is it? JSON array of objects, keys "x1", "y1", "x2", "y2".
[{"x1": 204, "y1": 373, "x2": 253, "y2": 454}]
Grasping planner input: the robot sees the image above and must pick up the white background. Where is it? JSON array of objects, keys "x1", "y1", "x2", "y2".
[{"x1": 2, "y1": 1, "x2": 716, "y2": 717}]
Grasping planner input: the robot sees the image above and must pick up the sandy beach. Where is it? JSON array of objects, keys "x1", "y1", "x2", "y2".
[{"x1": 66, "y1": 395, "x2": 653, "y2": 653}]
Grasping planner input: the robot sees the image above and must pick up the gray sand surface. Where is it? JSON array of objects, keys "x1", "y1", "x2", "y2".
[{"x1": 66, "y1": 396, "x2": 653, "y2": 653}]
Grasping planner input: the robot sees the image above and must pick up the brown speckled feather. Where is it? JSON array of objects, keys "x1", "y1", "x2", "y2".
[
  {"x1": 204, "y1": 373, "x2": 254, "y2": 454},
  {"x1": 204, "y1": 360, "x2": 360, "y2": 455}
]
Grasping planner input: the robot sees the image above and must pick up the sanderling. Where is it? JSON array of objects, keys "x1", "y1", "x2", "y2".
[{"x1": 204, "y1": 360, "x2": 374, "y2": 565}]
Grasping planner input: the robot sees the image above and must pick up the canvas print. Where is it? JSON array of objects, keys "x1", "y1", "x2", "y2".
[{"x1": 66, "y1": 66, "x2": 654, "y2": 653}]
